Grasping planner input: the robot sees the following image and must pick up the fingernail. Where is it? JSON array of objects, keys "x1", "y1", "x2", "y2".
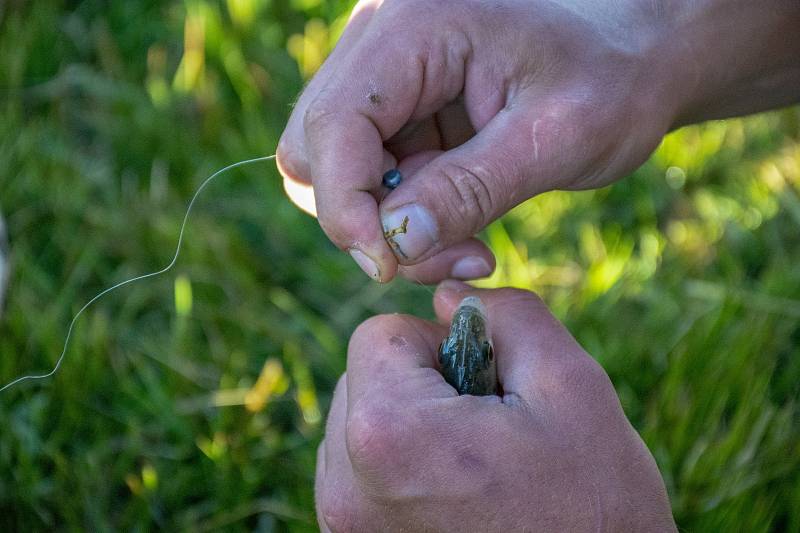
[
  {"x1": 348, "y1": 248, "x2": 380, "y2": 280},
  {"x1": 381, "y1": 204, "x2": 438, "y2": 261},
  {"x1": 450, "y1": 256, "x2": 493, "y2": 280}
]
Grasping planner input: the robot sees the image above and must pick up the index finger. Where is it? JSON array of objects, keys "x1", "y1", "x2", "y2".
[{"x1": 303, "y1": 5, "x2": 467, "y2": 281}]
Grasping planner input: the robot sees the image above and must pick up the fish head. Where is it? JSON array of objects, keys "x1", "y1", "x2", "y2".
[{"x1": 438, "y1": 296, "x2": 497, "y2": 396}]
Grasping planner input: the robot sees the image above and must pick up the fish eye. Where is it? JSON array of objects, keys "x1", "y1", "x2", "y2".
[{"x1": 484, "y1": 342, "x2": 494, "y2": 362}]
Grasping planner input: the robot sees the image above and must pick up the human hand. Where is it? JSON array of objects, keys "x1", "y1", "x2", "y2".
[
  {"x1": 315, "y1": 281, "x2": 676, "y2": 531},
  {"x1": 277, "y1": 0, "x2": 675, "y2": 284},
  {"x1": 277, "y1": 0, "x2": 800, "y2": 284}
]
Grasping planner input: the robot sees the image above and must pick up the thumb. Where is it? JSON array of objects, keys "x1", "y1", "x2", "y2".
[{"x1": 379, "y1": 105, "x2": 549, "y2": 264}]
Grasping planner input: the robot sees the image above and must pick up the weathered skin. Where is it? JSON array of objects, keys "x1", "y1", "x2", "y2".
[{"x1": 438, "y1": 296, "x2": 498, "y2": 396}]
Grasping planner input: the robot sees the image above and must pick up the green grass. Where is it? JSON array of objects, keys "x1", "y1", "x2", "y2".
[{"x1": 1, "y1": 1, "x2": 798, "y2": 531}]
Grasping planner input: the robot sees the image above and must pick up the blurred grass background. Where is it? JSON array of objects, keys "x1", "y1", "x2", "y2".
[{"x1": 0, "y1": 1, "x2": 798, "y2": 531}]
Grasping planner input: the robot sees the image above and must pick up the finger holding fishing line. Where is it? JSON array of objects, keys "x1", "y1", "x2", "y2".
[
  {"x1": 279, "y1": 0, "x2": 697, "y2": 286},
  {"x1": 282, "y1": 149, "x2": 397, "y2": 217},
  {"x1": 297, "y1": 2, "x2": 476, "y2": 283},
  {"x1": 276, "y1": 0, "x2": 381, "y2": 188}
]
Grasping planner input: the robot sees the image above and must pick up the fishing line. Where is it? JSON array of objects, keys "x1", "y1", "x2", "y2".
[
  {"x1": 404, "y1": 273, "x2": 436, "y2": 297},
  {"x1": 0, "y1": 155, "x2": 276, "y2": 393},
  {"x1": 0, "y1": 156, "x2": 448, "y2": 393}
]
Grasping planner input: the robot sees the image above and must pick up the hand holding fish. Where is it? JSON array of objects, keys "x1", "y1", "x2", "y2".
[{"x1": 315, "y1": 281, "x2": 675, "y2": 532}]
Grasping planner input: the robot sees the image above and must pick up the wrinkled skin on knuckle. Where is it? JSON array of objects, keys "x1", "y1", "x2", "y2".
[
  {"x1": 303, "y1": 98, "x2": 336, "y2": 135},
  {"x1": 415, "y1": 30, "x2": 471, "y2": 116},
  {"x1": 345, "y1": 400, "x2": 412, "y2": 489},
  {"x1": 373, "y1": 0, "x2": 474, "y2": 113},
  {"x1": 434, "y1": 162, "x2": 497, "y2": 235},
  {"x1": 317, "y1": 481, "x2": 360, "y2": 533},
  {"x1": 303, "y1": 93, "x2": 343, "y2": 139}
]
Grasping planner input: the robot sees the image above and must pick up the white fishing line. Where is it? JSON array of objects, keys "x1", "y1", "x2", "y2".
[{"x1": 0, "y1": 155, "x2": 276, "y2": 393}]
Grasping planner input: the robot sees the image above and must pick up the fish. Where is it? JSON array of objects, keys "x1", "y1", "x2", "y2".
[{"x1": 438, "y1": 296, "x2": 498, "y2": 396}]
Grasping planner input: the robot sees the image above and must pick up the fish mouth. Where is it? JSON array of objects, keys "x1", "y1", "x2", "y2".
[{"x1": 457, "y1": 296, "x2": 487, "y2": 318}]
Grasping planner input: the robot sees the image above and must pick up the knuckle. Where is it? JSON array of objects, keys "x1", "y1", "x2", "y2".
[
  {"x1": 303, "y1": 96, "x2": 340, "y2": 133},
  {"x1": 346, "y1": 400, "x2": 404, "y2": 473},
  {"x1": 435, "y1": 162, "x2": 496, "y2": 233},
  {"x1": 318, "y1": 484, "x2": 358, "y2": 533}
]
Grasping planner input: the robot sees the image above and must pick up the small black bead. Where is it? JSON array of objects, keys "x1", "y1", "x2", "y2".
[{"x1": 382, "y1": 169, "x2": 403, "y2": 189}]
